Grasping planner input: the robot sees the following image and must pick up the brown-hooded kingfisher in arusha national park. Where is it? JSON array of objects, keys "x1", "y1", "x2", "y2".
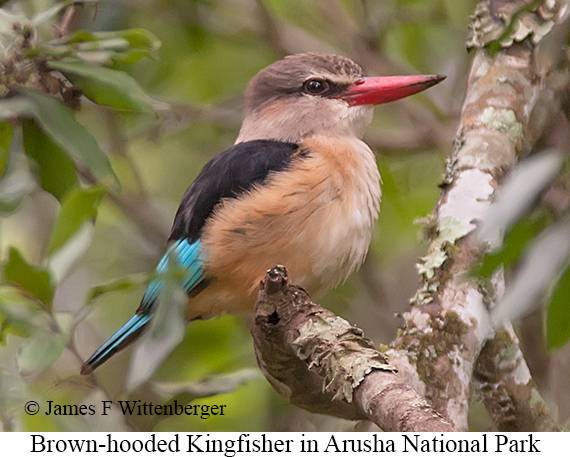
[{"x1": 81, "y1": 53, "x2": 444, "y2": 375}]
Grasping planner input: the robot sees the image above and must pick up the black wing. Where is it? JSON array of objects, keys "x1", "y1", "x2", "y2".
[{"x1": 169, "y1": 139, "x2": 301, "y2": 242}]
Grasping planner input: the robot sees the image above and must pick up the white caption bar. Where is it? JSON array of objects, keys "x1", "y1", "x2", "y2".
[{"x1": 1, "y1": 432, "x2": 565, "y2": 456}]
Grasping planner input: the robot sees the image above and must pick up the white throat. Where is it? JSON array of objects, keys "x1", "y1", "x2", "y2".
[{"x1": 236, "y1": 98, "x2": 373, "y2": 144}]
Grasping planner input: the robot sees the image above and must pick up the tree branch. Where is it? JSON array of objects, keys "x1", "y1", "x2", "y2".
[
  {"x1": 386, "y1": 0, "x2": 569, "y2": 431},
  {"x1": 473, "y1": 326, "x2": 558, "y2": 431},
  {"x1": 251, "y1": 266, "x2": 454, "y2": 432}
]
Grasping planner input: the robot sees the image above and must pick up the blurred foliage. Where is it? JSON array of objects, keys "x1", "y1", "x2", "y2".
[
  {"x1": 0, "y1": 0, "x2": 568, "y2": 433},
  {"x1": 474, "y1": 151, "x2": 570, "y2": 349}
]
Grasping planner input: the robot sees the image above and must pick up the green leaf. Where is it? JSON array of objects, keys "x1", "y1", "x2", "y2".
[
  {"x1": 4, "y1": 248, "x2": 54, "y2": 306},
  {"x1": 49, "y1": 59, "x2": 158, "y2": 112},
  {"x1": 31, "y1": 1, "x2": 72, "y2": 26},
  {"x1": 547, "y1": 263, "x2": 570, "y2": 349},
  {"x1": 17, "y1": 326, "x2": 68, "y2": 376},
  {"x1": 477, "y1": 150, "x2": 565, "y2": 247},
  {"x1": 0, "y1": 286, "x2": 40, "y2": 343},
  {"x1": 22, "y1": 119, "x2": 78, "y2": 201},
  {"x1": 49, "y1": 222, "x2": 94, "y2": 282},
  {"x1": 0, "y1": 153, "x2": 35, "y2": 213},
  {"x1": 18, "y1": 89, "x2": 118, "y2": 183},
  {"x1": 0, "y1": 98, "x2": 33, "y2": 120},
  {"x1": 474, "y1": 210, "x2": 551, "y2": 277},
  {"x1": 112, "y1": 28, "x2": 161, "y2": 51},
  {"x1": 44, "y1": 28, "x2": 161, "y2": 65},
  {"x1": 0, "y1": 122, "x2": 12, "y2": 177},
  {"x1": 492, "y1": 214, "x2": 570, "y2": 326},
  {"x1": 88, "y1": 274, "x2": 145, "y2": 303},
  {"x1": 48, "y1": 185, "x2": 107, "y2": 254},
  {"x1": 52, "y1": 28, "x2": 160, "y2": 51}
]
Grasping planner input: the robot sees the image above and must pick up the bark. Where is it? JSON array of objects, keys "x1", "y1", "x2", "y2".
[
  {"x1": 387, "y1": 0, "x2": 568, "y2": 431},
  {"x1": 251, "y1": 266, "x2": 454, "y2": 432},
  {"x1": 473, "y1": 327, "x2": 557, "y2": 431}
]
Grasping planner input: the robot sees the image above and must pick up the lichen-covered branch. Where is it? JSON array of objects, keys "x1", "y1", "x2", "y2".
[
  {"x1": 473, "y1": 326, "x2": 558, "y2": 431},
  {"x1": 251, "y1": 266, "x2": 454, "y2": 432},
  {"x1": 386, "y1": 0, "x2": 569, "y2": 431}
]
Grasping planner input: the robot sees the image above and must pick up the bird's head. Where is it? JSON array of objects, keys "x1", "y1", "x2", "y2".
[{"x1": 236, "y1": 53, "x2": 444, "y2": 144}]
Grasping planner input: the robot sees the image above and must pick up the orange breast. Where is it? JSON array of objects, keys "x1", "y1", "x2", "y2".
[{"x1": 185, "y1": 135, "x2": 381, "y2": 320}]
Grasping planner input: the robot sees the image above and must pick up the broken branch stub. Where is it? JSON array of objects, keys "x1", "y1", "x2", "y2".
[{"x1": 252, "y1": 266, "x2": 454, "y2": 432}]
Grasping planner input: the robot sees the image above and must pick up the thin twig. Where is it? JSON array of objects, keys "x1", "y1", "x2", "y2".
[{"x1": 56, "y1": 5, "x2": 76, "y2": 39}]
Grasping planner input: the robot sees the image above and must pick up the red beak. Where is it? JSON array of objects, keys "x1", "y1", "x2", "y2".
[{"x1": 339, "y1": 74, "x2": 446, "y2": 106}]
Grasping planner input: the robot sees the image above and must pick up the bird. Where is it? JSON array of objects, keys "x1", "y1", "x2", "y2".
[{"x1": 81, "y1": 53, "x2": 444, "y2": 375}]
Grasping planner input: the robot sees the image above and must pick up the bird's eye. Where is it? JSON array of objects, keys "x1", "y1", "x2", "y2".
[{"x1": 303, "y1": 78, "x2": 330, "y2": 95}]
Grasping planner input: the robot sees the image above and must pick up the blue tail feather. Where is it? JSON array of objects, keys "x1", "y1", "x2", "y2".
[
  {"x1": 139, "y1": 239, "x2": 204, "y2": 312},
  {"x1": 80, "y1": 313, "x2": 151, "y2": 375},
  {"x1": 81, "y1": 239, "x2": 204, "y2": 375}
]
